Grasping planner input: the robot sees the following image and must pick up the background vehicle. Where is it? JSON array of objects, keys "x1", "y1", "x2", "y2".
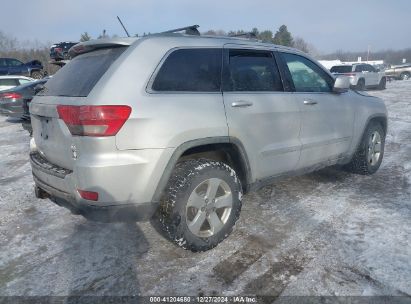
[
  {"x1": 0, "y1": 58, "x2": 44, "y2": 79},
  {"x1": 30, "y1": 32, "x2": 387, "y2": 252},
  {"x1": 0, "y1": 78, "x2": 48, "y2": 119},
  {"x1": 330, "y1": 63, "x2": 386, "y2": 90},
  {"x1": 384, "y1": 64, "x2": 411, "y2": 80},
  {"x1": 0, "y1": 75, "x2": 34, "y2": 91},
  {"x1": 50, "y1": 42, "x2": 78, "y2": 61}
]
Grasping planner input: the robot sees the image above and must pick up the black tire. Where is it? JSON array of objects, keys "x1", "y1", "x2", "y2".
[
  {"x1": 356, "y1": 79, "x2": 365, "y2": 91},
  {"x1": 400, "y1": 72, "x2": 410, "y2": 80},
  {"x1": 344, "y1": 122, "x2": 385, "y2": 175},
  {"x1": 30, "y1": 71, "x2": 43, "y2": 79},
  {"x1": 378, "y1": 77, "x2": 386, "y2": 90},
  {"x1": 158, "y1": 158, "x2": 242, "y2": 252}
]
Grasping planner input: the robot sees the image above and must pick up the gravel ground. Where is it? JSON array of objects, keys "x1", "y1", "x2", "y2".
[{"x1": 0, "y1": 80, "x2": 410, "y2": 299}]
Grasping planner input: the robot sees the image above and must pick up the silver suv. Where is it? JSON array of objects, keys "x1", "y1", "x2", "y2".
[{"x1": 30, "y1": 32, "x2": 387, "y2": 251}]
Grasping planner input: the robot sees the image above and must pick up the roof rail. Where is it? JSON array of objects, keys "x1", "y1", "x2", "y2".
[
  {"x1": 161, "y1": 25, "x2": 200, "y2": 36},
  {"x1": 229, "y1": 32, "x2": 257, "y2": 39}
]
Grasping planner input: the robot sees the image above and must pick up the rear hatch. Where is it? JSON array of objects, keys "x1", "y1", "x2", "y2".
[{"x1": 31, "y1": 40, "x2": 133, "y2": 170}]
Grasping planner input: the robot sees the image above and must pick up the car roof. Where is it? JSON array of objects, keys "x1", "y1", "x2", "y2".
[
  {"x1": 0, "y1": 75, "x2": 35, "y2": 80},
  {"x1": 0, "y1": 57, "x2": 23, "y2": 61},
  {"x1": 72, "y1": 33, "x2": 303, "y2": 55},
  {"x1": 0, "y1": 78, "x2": 47, "y2": 92}
]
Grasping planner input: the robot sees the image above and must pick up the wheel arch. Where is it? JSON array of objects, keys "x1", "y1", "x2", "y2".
[
  {"x1": 151, "y1": 137, "x2": 252, "y2": 202},
  {"x1": 353, "y1": 114, "x2": 387, "y2": 155}
]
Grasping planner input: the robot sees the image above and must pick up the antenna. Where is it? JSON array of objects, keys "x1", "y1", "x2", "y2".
[{"x1": 117, "y1": 16, "x2": 130, "y2": 37}]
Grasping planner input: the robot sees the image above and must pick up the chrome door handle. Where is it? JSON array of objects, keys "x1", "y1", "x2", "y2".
[
  {"x1": 303, "y1": 100, "x2": 318, "y2": 105},
  {"x1": 231, "y1": 100, "x2": 253, "y2": 107}
]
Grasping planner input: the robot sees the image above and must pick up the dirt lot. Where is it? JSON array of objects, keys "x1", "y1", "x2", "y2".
[{"x1": 0, "y1": 80, "x2": 410, "y2": 299}]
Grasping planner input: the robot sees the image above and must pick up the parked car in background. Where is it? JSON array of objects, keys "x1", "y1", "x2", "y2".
[
  {"x1": 0, "y1": 58, "x2": 44, "y2": 79},
  {"x1": 50, "y1": 42, "x2": 78, "y2": 61},
  {"x1": 0, "y1": 78, "x2": 48, "y2": 119},
  {"x1": 330, "y1": 63, "x2": 386, "y2": 90},
  {"x1": 0, "y1": 75, "x2": 35, "y2": 91},
  {"x1": 30, "y1": 33, "x2": 387, "y2": 251},
  {"x1": 384, "y1": 64, "x2": 411, "y2": 80}
]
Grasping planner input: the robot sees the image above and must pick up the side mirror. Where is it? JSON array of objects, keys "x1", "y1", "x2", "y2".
[{"x1": 333, "y1": 76, "x2": 350, "y2": 93}]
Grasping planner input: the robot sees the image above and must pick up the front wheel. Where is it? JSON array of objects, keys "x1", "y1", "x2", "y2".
[
  {"x1": 158, "y1": 159, "x2": 242, "y2": 252},
  {"x1": 378, "y1": 77, "x2": 386, "y2": 90},
  {"x1": 356, "y1": 79, "x2": 366, "y2": 91},
  {"x1": 344, "y1": 122, "x2": 385, "y2": 175}
]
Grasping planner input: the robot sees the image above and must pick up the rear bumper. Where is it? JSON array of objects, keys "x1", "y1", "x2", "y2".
[
  {"x1": 30, "y1": 152, "x2": 159, "y2": 222},
  {"x1": 0, "y1": 100, "x2": 24, "y2": 118}
]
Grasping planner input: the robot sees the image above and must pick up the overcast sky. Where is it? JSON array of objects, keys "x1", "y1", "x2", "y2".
[{"x1": 1, "y1": 0, "x2": 410, "y2": 53}]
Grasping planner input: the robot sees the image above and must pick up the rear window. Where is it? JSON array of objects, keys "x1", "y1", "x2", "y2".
[
  {"x1": 330, "y1": 66, "x2": 352, "y2": 73},
  {"x1": 40, "y1": 47, "x2": 126, "y2": 97},
  {"x1": 152, "y1": 48, "x2": 222, "y2": 92}
]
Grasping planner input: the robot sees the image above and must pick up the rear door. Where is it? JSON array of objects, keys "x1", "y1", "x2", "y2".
[
  {"x1": 278, "y1": 52, "x2": 355, "y2": 169},
  {"x1": 364, "y1": 64, "x2": 379, "y2": 86},
  {"x1": 222, "y1": 46, "x2": 301, "y2": 181}
]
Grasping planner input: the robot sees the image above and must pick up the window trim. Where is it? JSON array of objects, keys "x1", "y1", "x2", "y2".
[
  {"x1": 222, "y1": 48, "x2": 285, "y2": 93},
  {"x1": 278, "y1": 51, "x2": 335, "y2": 94},
  {"x1": 146, "y1": 47, "x2": 224, "y2": 95}
]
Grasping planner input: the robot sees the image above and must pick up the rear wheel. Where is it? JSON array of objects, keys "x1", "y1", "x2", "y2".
[
  {"x1": 378, "y1": 77, "x2": 386, "y2": 90},
  {"x1": 158, "y1": 159, "x2": 242, "y2": 252},
  {"x1": 30, "y1": 71, "x2": 42, "y2": 79},
  {"x1": 356, "y1": 79, "x2": 365, "y2": 91},
  {"x1": 400, "y1": 72, "x2": 410, "y2": 80},
  {"x1": 344, "y1": 122, "x2": 385, "y2": 175}
]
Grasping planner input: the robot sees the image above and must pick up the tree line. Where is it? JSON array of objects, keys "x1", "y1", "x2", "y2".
[
  {"x1": 320, "y1": 49, "x2": 411, "y2": 65},
  {"x1": 1, "y1": 25, "x2": 410, "y2": 76}
]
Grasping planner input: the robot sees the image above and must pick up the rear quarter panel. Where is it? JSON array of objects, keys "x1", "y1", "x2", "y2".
[{"x1": 89, "y1": 38, "x2": 229, "y2": 150}]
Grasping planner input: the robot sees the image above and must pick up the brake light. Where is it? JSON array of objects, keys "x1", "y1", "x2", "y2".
[
  {"x1": 344, "y1": 73, "x2": 356, "y2": 76},
  {"x1": 78, "y1": 189, "x2": 99, "y2": 201},
  {"x1": 0, "y1": 92, "x2": 22, "y2": 100},
  {"x1": 57, "y1": 105, "x2": 131, "y2": 136}
]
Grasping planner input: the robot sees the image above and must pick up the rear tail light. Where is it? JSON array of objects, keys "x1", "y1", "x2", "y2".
[
  {"x1": 57, "y1": 105, "x2": 131, "y2": 137},
  {"x1": 78, "y1": 189, "x2": 99, "y2": 201},
  {"x1": 344, "y1": 73, "x2": 356, "y2": 76},
  {"x1": 0, "y1": 92, "x2": 23, "y2": 100}
]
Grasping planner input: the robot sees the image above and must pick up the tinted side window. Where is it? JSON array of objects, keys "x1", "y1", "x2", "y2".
[
  {"x1": 152, "y1": 49, "x2": 222, "y2": 92},
  {"x1": 0, "y1": 79, "x2": 18, "y2": 86},
  {"x1": 226, "y1": 50, "x2": 283, "y2": 91},
  {"x1": 8, "y1": 59, "x2": 23, "y2": 66},
  {"x1": 355, "y1": 65, "x2": 365, "y2": 72},
  {"x1": 281, "y1": 53, "x2": 333, "y2": 93},
  {"x1": 365, "y1": 64, "x2": 376, "y2": 72}
]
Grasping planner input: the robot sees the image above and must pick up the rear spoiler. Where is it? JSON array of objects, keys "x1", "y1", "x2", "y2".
[{"x1": 68, "y1": 37, "x2": 137, "y2": 58}]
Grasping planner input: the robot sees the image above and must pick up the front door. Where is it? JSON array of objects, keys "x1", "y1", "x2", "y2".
[{"x1": 279, "y1": 52, "x2": 355, "y2": 169}]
